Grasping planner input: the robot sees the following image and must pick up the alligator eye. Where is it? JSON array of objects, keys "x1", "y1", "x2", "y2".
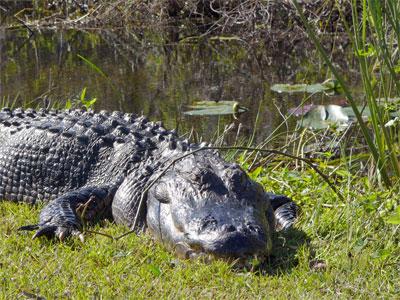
[
  {"x1": 190, "y1": 170, "x2": 212, "y2": 186},
  {"x1": 229, "y1": 170, "x2": 248, "y2": 190}
]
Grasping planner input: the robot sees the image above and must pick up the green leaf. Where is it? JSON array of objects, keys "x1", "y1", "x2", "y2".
[
  {"x1": 271, "y1": 83, "x2": 328, "y2": 94},
  {"x1": 82, "y1": 98, "x2": 97, "y2": 109},
  {"x1": 250, "y1": 166, "x2": 263, "y2": 178},
  {"x1": 80, "y1": 87, "x2": 87, "y2": 102},
  {"x1": 65, "y1": 99, "x2": 72, "y2": 109},
  {"x1": 385, "y1": 206, "x2": 400, "y2": 225},
  {"x1": 184, "y1": 101, "x2": 248, "y2": 116},
  {"x1": 353, "y1": 239, "x2": 368, "y2": 254},
  {"x1": 371, "y1": 249, "x2": 391, "y2": 260},
  {"x1": 356, "y1": 44, "x2": 376, "y2": 57},
  {"x1": 147, "y1": 264, "x2": 161, "y2": 277},
  {"x1": 77, "y1": 54, "x2": 108, "y2": 79}
]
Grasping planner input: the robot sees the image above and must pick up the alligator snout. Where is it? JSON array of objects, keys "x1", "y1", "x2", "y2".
[
  {"x1": 183, "y1": 219, "x2": 270, "y2": 259},
  {"x1": 204, "y1": 230, "x2": 268, "y2": 258}
]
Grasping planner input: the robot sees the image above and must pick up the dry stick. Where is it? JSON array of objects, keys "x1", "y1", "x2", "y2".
[
  {"x1": 84, "y1": 229, "x2": 114, "y2": 240},
  {"x1": 13, "y1": 9, "x2": 34, "y2": 36},
  {"x1": 77, "y1": 196, "x2": 115, "y2": 240},
  {"x1": 77, "y1": 196, "x2": 94, "y2": 231},
  {"x1": 115, "y1": 146, "x2": 344, "y2": 240}
]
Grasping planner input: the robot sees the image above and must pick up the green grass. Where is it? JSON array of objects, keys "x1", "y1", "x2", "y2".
[{"x1": 1, "y1": 166, "x2": 398, "y2": 299}]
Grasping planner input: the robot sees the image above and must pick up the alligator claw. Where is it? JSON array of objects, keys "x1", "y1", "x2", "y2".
[
  {"x1": 18, "y1": 224, "x2": 39, "y2": 231},
  {"x1": 58, "y1": 229, "x2": 84, "y2": 242},
  {"x1": 32, "y1": 225, "x2": 58, "y2": 239},
  {"x1": 77, "y1": 233, "x2": 85, "y2": 243},
  {"x1": 20, "y1": 223, "x2": 84, "y2": 242},
  {"x1": 57, "y1": 230, "x2": 67, "y2": 241}
]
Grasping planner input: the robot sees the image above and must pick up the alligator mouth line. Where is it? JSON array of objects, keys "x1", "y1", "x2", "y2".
[
  {"x1": 174, "y1": 241, "x2": 267, "y2": 268},
  {"x1": 175, "y1": 242, "x2": 206, "y2": 259}
]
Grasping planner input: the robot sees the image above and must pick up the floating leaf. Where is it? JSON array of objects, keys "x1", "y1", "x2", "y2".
[
  {"x1": 271, "y1": 79, "x2": 341, "y2": 95},
  {"x1": 287, "y1": 104, "x2": 316, "y2": 117},
  {"x1": 184, "y1": 101, "x2": 248, "y2": 116},
  {"x1": 271, "y1": 83, "x2": 328, "y2": 94},
  {"x1": 297, "y1": 105, "x2": 350, "y2": 129},
  {"x1": 291, "y1": 104, "x2": 397, "y2": 129},
  {"x1": 341, "y1": 106, "x2": 372, "y2": 118}
]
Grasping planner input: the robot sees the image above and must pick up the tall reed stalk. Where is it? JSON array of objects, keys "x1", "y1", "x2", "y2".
[{"x1": 293, "y1": 0, "x2": 400, "y2": 187}]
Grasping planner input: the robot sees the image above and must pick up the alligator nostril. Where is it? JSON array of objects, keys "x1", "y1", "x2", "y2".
[
  {"x1": 248, "y1": 224, "x2": 258, "y2": 233},
  {"x1": 243, "y1": 223, "x2": 262, "y2": 234},
  {"x1": 200, "y1": 215, "x2": 218, "y2": 231}
]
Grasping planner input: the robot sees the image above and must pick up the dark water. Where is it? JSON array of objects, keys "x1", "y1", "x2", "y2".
[{"x1": 0, "y1": 28, "x2": 357, "y2": 144}]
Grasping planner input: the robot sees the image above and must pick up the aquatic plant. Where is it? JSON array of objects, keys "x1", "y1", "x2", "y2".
[{"x1": 293, "y1": 0, "x2": 400, "y2": 186}]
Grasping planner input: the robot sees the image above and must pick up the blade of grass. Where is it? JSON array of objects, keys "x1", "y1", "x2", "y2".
[{"x1": 77, "y1": 54, "x2": 123, "y2": 99}]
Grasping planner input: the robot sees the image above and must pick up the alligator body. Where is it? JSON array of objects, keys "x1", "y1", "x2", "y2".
[{"x1": 0, "y1": 107, "x2": 297, "y2": 259}]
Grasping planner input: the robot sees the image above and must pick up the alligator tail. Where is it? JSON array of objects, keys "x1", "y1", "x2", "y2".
[{"x1": 266, "y1": 193, "x2": 299, "y2": 231}]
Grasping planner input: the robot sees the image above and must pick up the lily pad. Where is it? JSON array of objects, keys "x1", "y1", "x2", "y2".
[
  {"x1": 271, "y1": 79, "x2": 341, "y2": 95},
  {"x1": 184, "y1": 101, "x2": 248, "y2": 116},
  {"x1": 288, "y1": 104, "x2": 316, "y2": 117},
  {"x1": 297, "y1": 105, "x2": 350, "y2": 129},
  {"x1": 292, "y1": 104, "x2": 390, "y2": 129}
]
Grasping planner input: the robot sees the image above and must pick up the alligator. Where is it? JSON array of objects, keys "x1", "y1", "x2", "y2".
[{"x1": 0, "y1": 107, "x2": 297, "y2": 260}]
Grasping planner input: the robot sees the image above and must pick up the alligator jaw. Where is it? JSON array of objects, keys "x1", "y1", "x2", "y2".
[
  {"x1": 174, "y1": 240, "x2": 268, "y2": 268},
  {"x1": 175, "y1": 242, "x2": 210, "y2": 261}
]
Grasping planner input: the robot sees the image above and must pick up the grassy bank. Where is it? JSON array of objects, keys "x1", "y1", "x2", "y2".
[
  {"x1": 0, "y1": 162, "x2": 398, "y2": 298},
  {"x1": 1, "y1": 1, "x2": 399, "y2": 299}
]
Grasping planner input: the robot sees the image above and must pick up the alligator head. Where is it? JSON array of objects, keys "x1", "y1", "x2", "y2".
[{"x1": 145, "y1": 151, "x2": 275, "y2": 260}]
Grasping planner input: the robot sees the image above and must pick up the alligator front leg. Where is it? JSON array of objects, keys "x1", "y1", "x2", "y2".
[
  {"x1": 266, "y1": 192, "x2": 299, "y2": 231},
  {"x1": 19, "y1": 186, "x2": 116, "y2": 241}
]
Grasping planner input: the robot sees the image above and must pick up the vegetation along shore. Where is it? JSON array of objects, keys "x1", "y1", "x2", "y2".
[{"x1": 0, "y1": 1, "x2": 399, "y2": 298}]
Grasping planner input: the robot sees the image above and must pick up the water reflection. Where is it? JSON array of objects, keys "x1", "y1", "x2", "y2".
[{"x1": 0, "y1": 28, "x2": 354, "y2": 144}]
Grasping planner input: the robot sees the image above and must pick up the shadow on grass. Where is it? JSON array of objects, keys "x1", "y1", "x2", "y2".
[{"x1": 257, "y1": 228, "x2": 310, "y2": 276}]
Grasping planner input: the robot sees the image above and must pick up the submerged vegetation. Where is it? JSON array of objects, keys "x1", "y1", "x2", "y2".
[{"x1": 0, "y1": 0, "x2": 399, "y2": 298}]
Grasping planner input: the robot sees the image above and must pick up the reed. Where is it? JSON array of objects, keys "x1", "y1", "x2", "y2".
[{"x1": 293, "y1": 0, "x2": 400, "y2": 186}]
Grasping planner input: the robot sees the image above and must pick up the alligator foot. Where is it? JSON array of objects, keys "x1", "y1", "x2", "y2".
[
  {"x1": 19, "y1": 224, "x2": 85, "y2": 242},
  {"x1": 19, "y1": 217, "x2": 85, "y2": 242},
  {"x1": 267, "y1": 193, "x2": 299, "y2": 231},
  {"x1": 19, "y1": 186, "x2": 115, "y2": 242}
]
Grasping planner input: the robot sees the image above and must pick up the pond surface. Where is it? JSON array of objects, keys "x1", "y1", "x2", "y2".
[{"x1": 0, "y1": 27, "x2": 359, "y2": 144}]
